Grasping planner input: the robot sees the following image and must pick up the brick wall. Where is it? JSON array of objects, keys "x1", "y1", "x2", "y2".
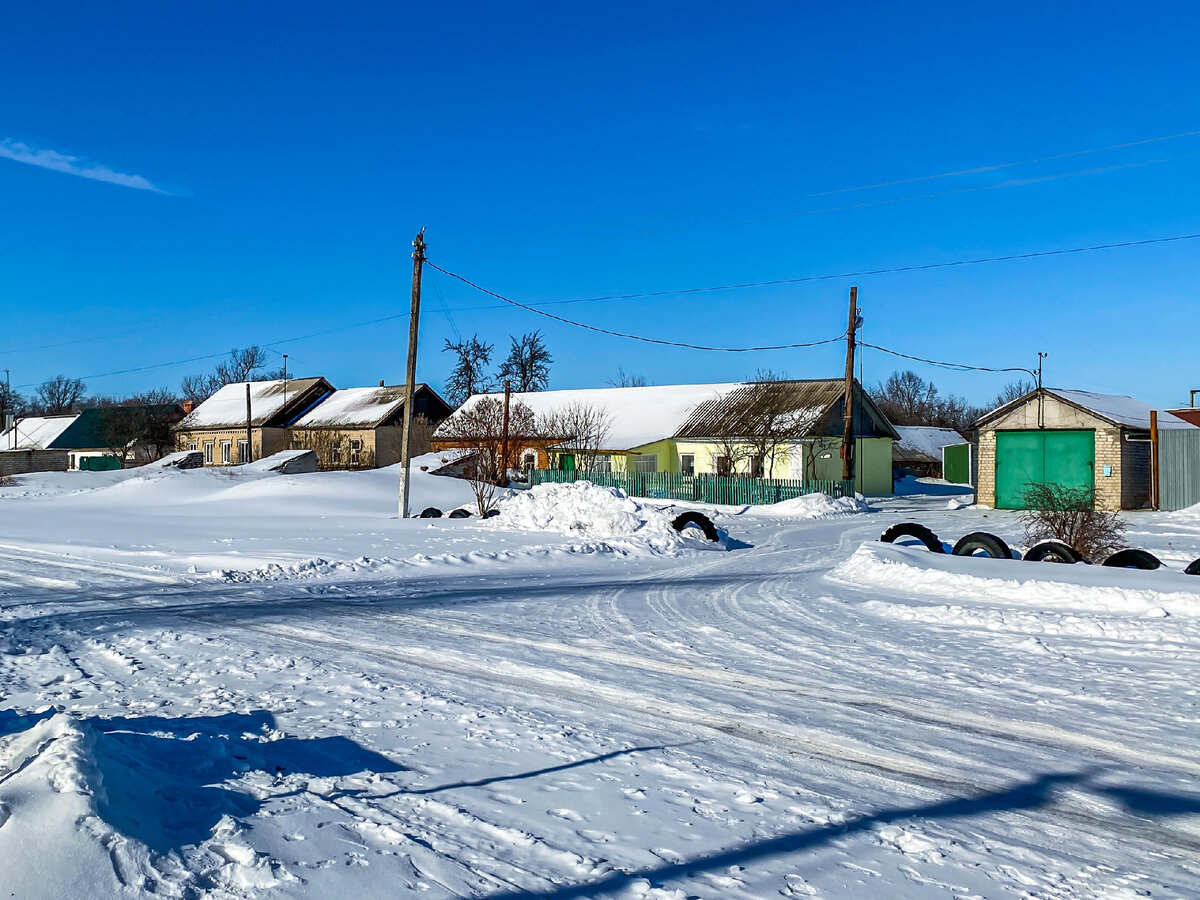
[
  {"x1": 0, "y1": 450, "x2": 69, "y2": 477},
  {"x1": 975, "y1": 430, "x2": 996, "y2": 507},
  {"x1": 1093, "y1": 427, "x2": 1123, "y2": 511}
]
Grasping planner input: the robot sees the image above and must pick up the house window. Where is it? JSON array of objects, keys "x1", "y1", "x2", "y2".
[
  {"x1": 750, "y1": 455, "x2": 765, "y2": 479},
  {"x1": 187, "y1": 442, "x2": 198, "y2": 452},
  {"x1": 239, "y1": 440, "x2": 250, "y2": 464},
  {"x1": 220, "y1": 441, "x2": 232, "y2": 465},
  {"x1": 349, "y1": 439, "x2": 362, "y2": 467},
  {"x1": 715, "y1": 455, "x2": 731, "y2": 477},
  {"x1": 204, "y1": 442, "x2": 214, "y2": 464},
  {"x1": 635, "y1": 454, "x2": 657, "y2": 474},
  {"x1": 332, "y1": 443, "x2": 343, "y2": 466},
  {"x1": 680, "y1": 454, "x2": 695, "y2": 476},
  {"x1": 591, "y1": 454, "x2": 613, "y2": 473},
  {"x1": 521, "y1": 450, "x2": 537, "y2": 470}
]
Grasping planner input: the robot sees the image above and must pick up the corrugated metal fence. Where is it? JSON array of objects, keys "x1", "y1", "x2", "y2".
[
  {"x1": 529, "y1": 469, "x2": 855, "y2": 504},
  {"x1": 1159, "y1": 428, "x2": 1200, "y2": 511}
]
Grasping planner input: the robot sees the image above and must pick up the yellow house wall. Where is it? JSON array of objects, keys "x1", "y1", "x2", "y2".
[
  {"x1": 176, "y1": 427, "x2": 289, "y2": 466},
  {"x1": 639, "y1": 437, "x2": 893, "y2": 494}
]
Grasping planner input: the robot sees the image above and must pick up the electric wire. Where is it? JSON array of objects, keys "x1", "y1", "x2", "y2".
[
  {"x1": 533, "y1": 231, "x2": 1200, "y2": 306},
  {"x1": 425, "y1": 261, "x2": 846, "y2": 352},
  {"x1": 861, "y1": 341, "x2": 1036, "y2": 377}
]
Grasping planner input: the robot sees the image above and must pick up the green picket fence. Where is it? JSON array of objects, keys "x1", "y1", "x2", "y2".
[{"x1": 529, "y1": 469, "x2": 855, "y2": 504}]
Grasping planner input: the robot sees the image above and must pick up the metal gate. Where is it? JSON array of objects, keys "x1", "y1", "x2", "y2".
[
  {"x1": 943, "y1": 443, "x2": 971, "y2": 484},
  {"x1": 1158, "y1": 428, "x2": 1200, "y2": 511},
  {"x1": 995, "y1": 430, "x2": 1094, "y2": 509}
]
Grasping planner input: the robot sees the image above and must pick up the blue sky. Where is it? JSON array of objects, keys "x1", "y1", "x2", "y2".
[{"x1": 2, "y1": 1, "x2": 1199, "y2": 409}]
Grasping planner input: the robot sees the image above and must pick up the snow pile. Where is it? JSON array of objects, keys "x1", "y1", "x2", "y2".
[
  {"x1": 833, "y1": 541, "x2": 1200, "y2": 617},
  {"x1": 748, "y1": 492, "x2": 872, "y2": 518},
  {"x1": 497, "y1": 481, "x2": 717, "y2": 552}
]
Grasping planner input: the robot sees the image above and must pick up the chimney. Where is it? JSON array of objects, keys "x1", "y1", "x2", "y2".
[
  {"x1": 380, "y1": 380, "x2": 385, "y2": 387},
  {"x1": 181, "y1": 400, "x2": 196, "y2": 414}
]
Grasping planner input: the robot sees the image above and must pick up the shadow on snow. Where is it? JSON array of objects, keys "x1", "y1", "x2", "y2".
[{"x1": 0, "y1": 708, "x2": 404, "y2": 855}]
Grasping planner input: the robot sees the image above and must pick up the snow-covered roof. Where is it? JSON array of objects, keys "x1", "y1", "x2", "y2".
[
  {"x1": 179, "y1": 378, "x2": 328, "y2": 429},
  {"x1": 292, "y1": 385, "x2": 408, "y2": 428},
  {"x1": 893, "y1": 426, "x2": 967, "y2": 463},
  {"x1": 442, "y1": 383, "x2": 748, "y2": 450},
  {"x1": 1, "y1": 415, "x2": 79, "y2": 451},
  {"x1": 1048, "y1": 390, "x2": 1193, "y2": 430}
]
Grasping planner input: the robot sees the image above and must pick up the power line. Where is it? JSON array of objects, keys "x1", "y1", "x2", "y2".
[
  {"x1": 861, "y1": 341, "x2": 1035, "y2": 377},
  {"x1": 425, "y1": 261, "x2": 846, "y2": 352},
  {"x1": 566, "y1": 127, "x2": 1200, "y2": 234},
  {"x1": 514, "y1": 231, "x2": 1200, "y2": 306}
]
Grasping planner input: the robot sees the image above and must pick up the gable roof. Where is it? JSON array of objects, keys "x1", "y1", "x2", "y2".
[
  {"x1": 291, "y1": 384, "x2": 448, "y2": 428},
  {"x1": 976, "y1": 388, "x2": 1194, "y2": 431},
  {"x1": 893, "y1": 426, "x2": 967, "y2": 464},
  {"x1": 440, "y1": 383, "x2": 745, "y2": 450},
  {"x1": 439, "y1": 379, "x2": 899, "y2": 451},
  {"x1": 1, "y1": 415, "x2": 79, "y2": 451},
  {"x1": 178, "y1": 378, "x2": 331, "y2": 429},
  {"x1": 675, "y1": 378, "x2": 899, "y2": 441}
]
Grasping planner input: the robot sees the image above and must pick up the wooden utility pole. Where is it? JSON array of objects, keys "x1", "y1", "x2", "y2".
[
  {"x1": 500, "y1": 380, "x2": 512, "y2": 486},
  {"x1": 245, "y1": 383, "x2": 253, "y2": 463},
  {"x1": 1150, "y1": 409, "x2": 1160, "y2": 510},
  {"x1": 398, "y1": 228, "x2": 426, "y2": 518},
  {"x1": 840, "y1": 286, "x2": 858, "y2": 482}
]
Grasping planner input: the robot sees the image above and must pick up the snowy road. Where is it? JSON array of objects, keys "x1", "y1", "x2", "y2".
[{"x1": 1, "y1": 466, "x2": 1199, "y2": 898}]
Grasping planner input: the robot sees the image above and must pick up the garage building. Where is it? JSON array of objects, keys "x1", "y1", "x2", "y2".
[{"x1": 974, "y1": 388, "x2": 1193, "y2": 511}]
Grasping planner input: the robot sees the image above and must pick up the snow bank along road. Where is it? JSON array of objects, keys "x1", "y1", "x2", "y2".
[{"x1": 1, "y1": 465, "x2": 1198, "y2": 899}]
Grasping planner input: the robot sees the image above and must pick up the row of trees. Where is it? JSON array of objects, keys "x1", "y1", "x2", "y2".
[{"x1": 869, "y1": 370, "x2": 1033, "y2": 433}]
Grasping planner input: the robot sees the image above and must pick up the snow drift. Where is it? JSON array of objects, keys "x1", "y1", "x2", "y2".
[
  {"x1": 833, "y1": 541, "x2": 1200, "y2": 617},
  {"x1": 497, "y1": 481, "x2": 726, "y2": 553}
]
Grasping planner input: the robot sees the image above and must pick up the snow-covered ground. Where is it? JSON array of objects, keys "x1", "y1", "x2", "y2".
[{"x1": 1, "y1": 465, "x2": 1198, "y2": 899}]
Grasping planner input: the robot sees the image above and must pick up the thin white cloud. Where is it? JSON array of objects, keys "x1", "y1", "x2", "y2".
[{"x1": 0, "y1": 139, "x2": 171, "y2": 194}]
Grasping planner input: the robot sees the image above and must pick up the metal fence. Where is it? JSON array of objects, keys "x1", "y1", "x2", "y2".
[
  {"x1": 1159, "y1": 428, "x2": 1200, "y2": 511},
  {"x1": 529, "y1": 468, "x2": 855, "y2": 504}
]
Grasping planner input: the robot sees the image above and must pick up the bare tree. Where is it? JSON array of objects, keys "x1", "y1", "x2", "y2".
[
  {"x1": 131, "y1": 388, "x2": 182, "y2": 460},
  {"x1": 497, "y1": 331, "x2": 552, "y2": 393},
  {"x1": 0, "y1": 383, "x2": 26, "y2": 423},
  {"x1": 870, "y1": 369, "x2": 982, "y2": 431},
  {"x1": 442, "y1": 335, "x2": 495, "y2": 407},
  {"x1": 437, "y1": 396, "x2": 536, "y2": 485},
  {"x1": 289, "y1": 428, "x2": 376, "y2": 470},
  {"x1": 93, "y1": 407, "x2": 143, "y2": 464},
  {"x1": 606, "y1": 368, "x2": 649, "y2": 388},
  {"x1": 991, "y1": 379, "x2": 1035, "y2": 409},
  {"x1": 35, "y1": 375, "x2": 87, "y2": 415},
  {"x1": 181, "y1": 346, "x2": 279, "y2": 404},
  {"x1": 539, "y1": 402, "x2": 613, "y2": 476},
  {"x1": 706, "y1": 373, "x2": 817, "y2": 478}
]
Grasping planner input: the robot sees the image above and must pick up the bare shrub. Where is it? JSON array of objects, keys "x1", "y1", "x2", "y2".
[
  {"x1": 539, "y1": 402, "x2": 613, "y2": 477},
  {"x1": 1019, "y1": 483, "x2": 1126, "y2": 561}
]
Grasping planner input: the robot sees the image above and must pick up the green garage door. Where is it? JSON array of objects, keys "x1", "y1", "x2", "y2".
[{"x1": 995, "y1": 430, "x2": 1094, "y2": 509}]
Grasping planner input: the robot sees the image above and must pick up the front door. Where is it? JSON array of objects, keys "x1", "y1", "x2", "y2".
[{"x1": 995, "y1": 430, "x2": 1094, "y2": 509}]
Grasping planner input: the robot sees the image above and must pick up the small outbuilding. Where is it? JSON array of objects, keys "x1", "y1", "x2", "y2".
[
  {"x1": 892, "y1": 426, "x2": 970, "y2": 481},
  {"x1": 973, "y1": 388, "x2": 1192, "y2": 510}
]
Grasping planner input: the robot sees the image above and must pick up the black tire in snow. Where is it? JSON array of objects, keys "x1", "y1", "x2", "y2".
[
  {"x1": 419, "y1": 507, "x2": 443, "y2": 519},
  {"x1": 447, "y1": 508, "x2": 472, "y2": 519},
  {"x1": 1023, "y1": 541, "x2": 1083, "y2": 564},
  {"x1": 952, "y1": 531, "x2": 1013, "y2": 559},
  {"x1": 879, "y1": 522, "x2": 945, "y2": 553},
  {"x1": 1102, "y1": 548, "x2": 1162, "y2": 570},
  {"x1": 482, "y1": 509, "x2": 501, "y2": 519},
  {"x1": 1184, "y1": 558, "x2": 1200, "y2": 576},
  {"x1": 671, "y1": 511, "x2": 720, "y2": 542}
]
